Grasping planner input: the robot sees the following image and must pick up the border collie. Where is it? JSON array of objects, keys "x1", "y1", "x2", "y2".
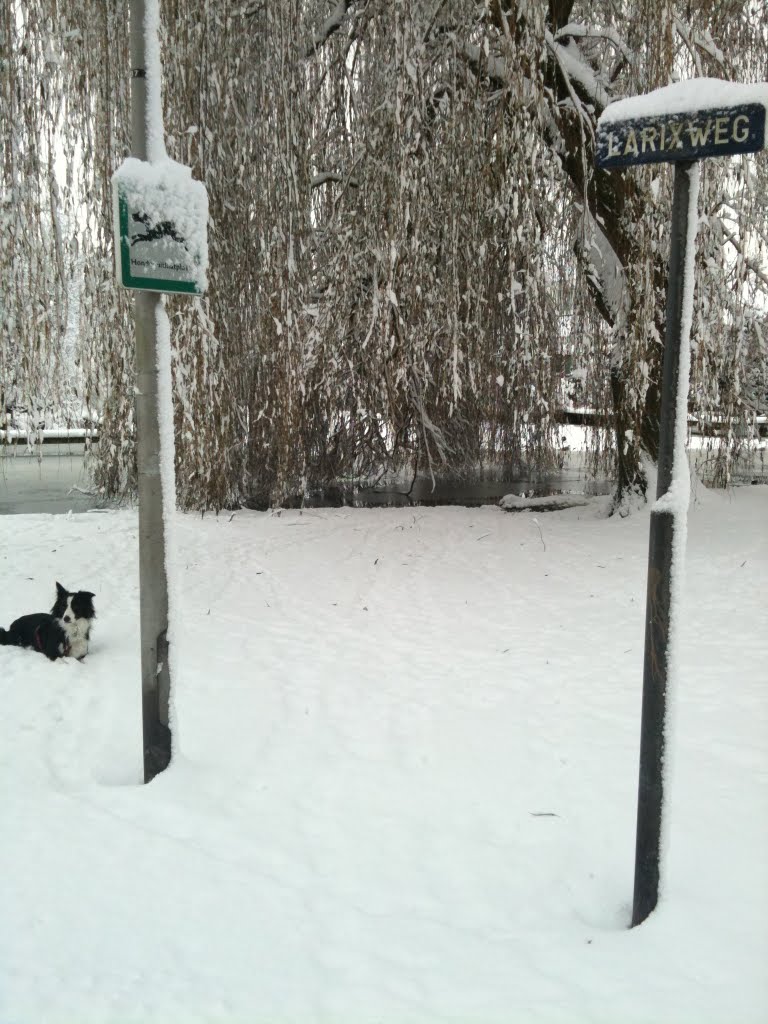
[{"x1": 0, "y1": 583, "x2": 96, "y2": 661}]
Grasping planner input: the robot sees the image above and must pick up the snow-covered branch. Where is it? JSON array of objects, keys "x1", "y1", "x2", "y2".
[
  {"x1": 673, "y1": 17, "x2": 726, "y2": 74},
  {"x1": 578, "y1": 211, "x2": 626, "y2": 325},
  {"x1": 303, "y1": 0, "x2": 359, "y2": 59},
  {"x1": 311, "y1": 171, "x2": 360, "y2": 189},
  {"x1": 719, "y1": 223, "x2": 768, "y2": 289},
  {"x1": 554, "y1": 22, "x2": 634, "y2": 67},
  {"x1": 456, "y1": 41, "x2": 508, "y2": 88},
  {"x1": 544, "y1": 30, "x2": 611, "y2": 113}
]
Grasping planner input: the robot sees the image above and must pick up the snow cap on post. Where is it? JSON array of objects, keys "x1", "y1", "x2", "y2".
[{"x1": 595, "y1": 78, "x2": 768, "y2": 169}]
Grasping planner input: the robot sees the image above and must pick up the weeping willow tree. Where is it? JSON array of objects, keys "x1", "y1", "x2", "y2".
[
  {"x1": 2, "y1": 0, "x2": 766, "y2": 508},
  {"x1": 0, "y1": 1, "x2": 89, "y2": 431},
  {"x1": 0, "y1": 1, "x2": 134, "y2": 483}
]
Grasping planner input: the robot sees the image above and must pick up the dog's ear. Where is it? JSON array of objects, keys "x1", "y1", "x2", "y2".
[
  {"x1": 83, "y1": 592, "x2": 95, "y2": 600},
  {"x1": 56, "y1": 582, "x2": 66, "y2": 596}
]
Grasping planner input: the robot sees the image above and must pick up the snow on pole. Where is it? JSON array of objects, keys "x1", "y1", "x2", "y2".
[
  {"x1": 155, "y1": 297, "x2": 179, "y2": 753},
  {"x1": 631, "y1": 161, "x2": 700, "y2": 928},
  {"x1": 141, "y1": 0, "x2": 167, "y2": 164},
  {"x1": 128, "y1": 0, "x2": 173, "y2": 782},
  {"x1": 656, "y1": 159, "x2": 700, "y2": 885},
  {"x1": 123, "y1": 0, "x2": 207, "y2": 780}
]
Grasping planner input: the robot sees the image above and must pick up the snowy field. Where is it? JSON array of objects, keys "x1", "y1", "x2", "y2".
[{"x1": 0, "y1": 486, "x2": 766, "y2": 1023}]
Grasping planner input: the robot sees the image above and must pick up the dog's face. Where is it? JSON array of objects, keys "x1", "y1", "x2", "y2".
[{"x1": 52, "y1": 582, "x2": 96, "y2": 625}]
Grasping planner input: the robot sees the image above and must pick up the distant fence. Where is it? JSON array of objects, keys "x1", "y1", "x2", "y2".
[
  {"x1": 0, "y1": 428, "x2": 99, "y2": 445},
  {"x1": 1, "y1": 411, "x2": 764, "y2": 446},
  {"x1": 559, "y1": 408, "x2": 767, "y2": 437}
]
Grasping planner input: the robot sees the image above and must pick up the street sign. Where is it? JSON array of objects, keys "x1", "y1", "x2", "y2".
[
  {"x1": 113, "y1": 158, "x2": 208, "y2": 295},
  {"x1": 594, "y1": 79, "x2": 768, "y2": 928},
  {"x1": 596, "y1": 103, "x2": 765, "y2": 169}
]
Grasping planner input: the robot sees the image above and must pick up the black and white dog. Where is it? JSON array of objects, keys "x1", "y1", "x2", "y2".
[{"x1": 0, "y1": 583, "x2": 96, "y2": 661}]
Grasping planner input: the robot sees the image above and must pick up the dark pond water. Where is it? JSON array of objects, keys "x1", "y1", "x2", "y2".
[
  {"x1": 0, "y1": 444, "x2": 113, "y2": 515},
  {"x1": 1, "y1": 443, "x2": 614, "y2": 515},
  {"x1": 276, "y1": 466, "x2": 613, "y2": 509}
]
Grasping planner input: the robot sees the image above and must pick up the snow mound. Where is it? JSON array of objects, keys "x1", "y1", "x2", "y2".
[{"x1": 499, "y1": 492, "x2": 590, "y2": 512}]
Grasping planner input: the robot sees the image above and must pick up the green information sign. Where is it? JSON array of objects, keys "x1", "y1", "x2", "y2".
[{"x1": 112, "y1": 160, "x2": 208, "y2": 295}]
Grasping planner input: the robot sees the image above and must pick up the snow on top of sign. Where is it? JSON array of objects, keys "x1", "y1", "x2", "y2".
[
  {"x1": 114, "y1": 157, "x2": 209, "y2": 291},
  {"x1": 599, "y1": 78, "x2": 768, "y2": 126}
]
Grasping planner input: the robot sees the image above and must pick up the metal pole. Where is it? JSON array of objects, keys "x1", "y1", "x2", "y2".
[
  {"x1": 631, "y1": 160, "x2": 695, "y2": 927},
  {"x1": 129, "y1": 0, "x2": 172, "y2": 782}
]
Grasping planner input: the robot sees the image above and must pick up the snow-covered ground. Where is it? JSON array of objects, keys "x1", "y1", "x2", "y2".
[{"x1": 1, "y1": 486, "x2": 766, "y2": 1023}]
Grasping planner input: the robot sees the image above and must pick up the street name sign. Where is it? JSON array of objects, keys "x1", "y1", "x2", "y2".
[
  {"x1": 596, "y1": 103, "x2": 765, "y2": 168},
  {"x1": 593, "y1": 78, "x2": 768, "y2": 929},
  {"x1": 113, "y1": 157, "x2": 208, "y2": 295}
]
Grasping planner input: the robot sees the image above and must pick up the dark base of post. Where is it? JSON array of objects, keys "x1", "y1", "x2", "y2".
[
  {"x1": 143, "y1": 629, "x2": 172, "y2": 782},
  {"x1": 632, "y1": 507, "x2": 675, "y2": 926},
  {"x1": 144, "y1": 714, "x2": 172, "y2": 780}
]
